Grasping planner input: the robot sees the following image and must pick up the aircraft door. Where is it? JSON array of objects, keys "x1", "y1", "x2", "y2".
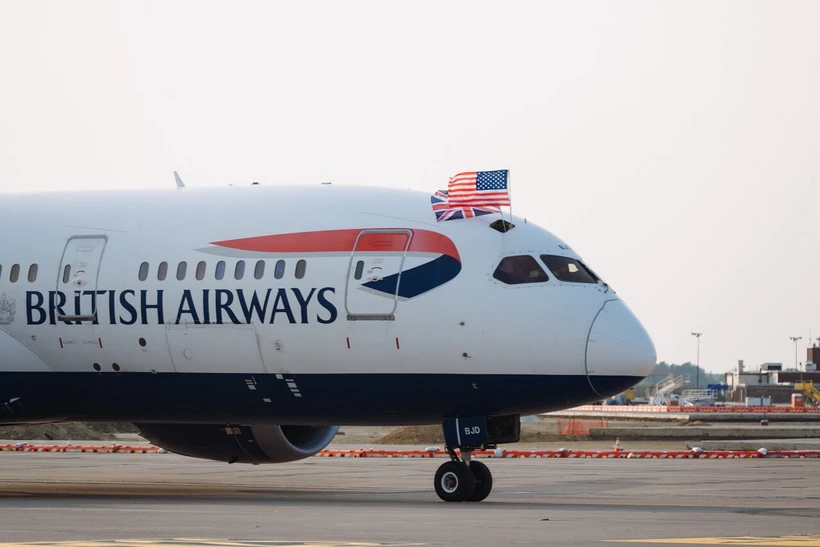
[
  {"x1": 345, "y1": 229, "x2": 412, "y2": 320},
  {"x1": 38, "y1": 235, "x2": 110, "y2": 366},
  {"x1": 56, "y1": 236, "x2": 108, "y2": 322}
]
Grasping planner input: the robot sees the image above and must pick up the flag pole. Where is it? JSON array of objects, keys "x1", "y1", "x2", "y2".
[{"x1": 506, "y1": 169, "x2": 512, "y2": 231}]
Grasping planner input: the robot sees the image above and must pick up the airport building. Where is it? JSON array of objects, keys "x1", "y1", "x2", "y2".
[{"x1": 724, "y1": 346, "x2": 820, "y2": 405}]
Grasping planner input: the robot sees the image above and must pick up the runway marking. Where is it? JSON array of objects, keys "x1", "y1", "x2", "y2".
[
  {"x1": 0, "y1": 541, "x2": 425, "y2": 547},
  {"x1": 610, "y1": 535, "x2": 820, "y2": 546}
]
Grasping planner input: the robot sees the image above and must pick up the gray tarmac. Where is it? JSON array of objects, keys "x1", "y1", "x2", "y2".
[{"x1": 0, "y1": 450, "x2": 818, "y2": 547}]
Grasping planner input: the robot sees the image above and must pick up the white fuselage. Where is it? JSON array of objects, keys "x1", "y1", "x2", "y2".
[{"x1": 0, "y1": 184, "x2": 655, "y2": 425}]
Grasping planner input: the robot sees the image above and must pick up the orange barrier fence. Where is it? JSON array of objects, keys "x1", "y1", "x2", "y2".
[
  {"x1": 570, "y1": 405, "x2": 820, "y2": 413},
  {"x1": 571, "y1": 405, "x2": 672, "y2": 412},
  {"x1": 1, "y1": 443, "x2": 161, "y2": 453},
  {"x1": 2, "y1": 444, "x2": 819, "y2": 459},
  {"x1": 666, "y1": 406, "x2": 820, "y2": 413}
]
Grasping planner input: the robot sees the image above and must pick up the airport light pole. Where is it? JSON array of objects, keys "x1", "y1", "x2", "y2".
[
  {"x1": 691, "y1": 332, "x2": 702, "y2": 388},
  {"x1": 789, "y1": 336, "x2": 802, "y2": 370}
]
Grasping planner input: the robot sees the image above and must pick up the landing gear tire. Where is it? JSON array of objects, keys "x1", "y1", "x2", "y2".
[
  {"x1": 434, "y1": 461, "x2": 475, "y2": 502},
  {"x1": 466, "y1": 460, "x2": 493, "y2": 502}
]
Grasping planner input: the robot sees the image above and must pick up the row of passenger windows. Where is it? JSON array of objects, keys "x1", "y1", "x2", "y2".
[
  {"x1": 4, "y1": 258, "x2": 346, "y2": 285},
  {"x1": 493, "y1": 255, "x2": 599, "y2": 286},
  {"x1": 0, "y1": 264, "x2": 39, "y2": 283},
  {"x1": 138, "y1": 259, "x2": 308, "y2": 282}
]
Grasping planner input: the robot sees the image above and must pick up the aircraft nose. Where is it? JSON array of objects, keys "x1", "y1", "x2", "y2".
[{"x1": 585, "y1": 299, "x2": 656, "y2": 398}]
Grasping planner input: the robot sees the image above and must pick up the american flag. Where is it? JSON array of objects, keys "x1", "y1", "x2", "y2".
[
  {"x1": 431, "y1": 190, "x2": 501, "y2": 222},
  {"x1": 447, "y1": 170, "x2": 510, "y2": 207}
]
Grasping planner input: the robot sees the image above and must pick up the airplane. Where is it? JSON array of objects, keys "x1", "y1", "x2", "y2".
[{"x1": 0, "y1": 181, "x2": 656, "y2": 502}]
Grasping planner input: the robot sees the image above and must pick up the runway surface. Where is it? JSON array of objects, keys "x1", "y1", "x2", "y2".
[{"x1": 0, "y1": 451, "x2": 818, "y2": 546}]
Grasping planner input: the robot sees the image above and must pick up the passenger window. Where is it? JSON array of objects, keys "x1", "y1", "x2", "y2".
[
  {"x1": 62, "y1": 264, "x2": 71, "y2": 284},
  {"x1": 540, "y1": 255, "x2": 598, "y2": 284},
  {"x1": 492, "y1": 255, "x2": 548, "y2": 285},
  {"x1": 176, "y1": 261, "x2": 187, "y2": 281},
  {"x1": 138, "y1": 262, "x2": 149, "y2": 281},
  {"x1": 10, "y1": 264, "x2": 20, "y2": 283},
  {"x1": 196, "y1": 261, "x2": 206, "y2": 281},
  {"x1": 215, "y1": 261, "x2": 226, "y2": 280},
  {"x1": 28, "y1": 264, "x2": 38, "y2": 282},
  {"x1": 235, "y1": 260, "x2": 246, "y2": 280},
  {"x1": 158, "y1": 262, "x2": 168, "y2": 281},
  {"x1": 295, "y1": 259, "x2": 306, "y2": 279},
  {"x1": 254, "y1": 260, "x2": 265, "y2": 280},
  {"x1": 354, "y1": 260, "x2": 364, "y2": 280},
  {"x1": 274, "y1": 260, "x2": 285, "y2": 279}
]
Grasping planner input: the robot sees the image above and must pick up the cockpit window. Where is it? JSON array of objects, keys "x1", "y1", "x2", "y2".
[
  {"x1": 540, "y1": 255, "x2": 598, "y2": 284},
  {"x1": 493, "y1": 255, "x2": 549, "y2": 285}
]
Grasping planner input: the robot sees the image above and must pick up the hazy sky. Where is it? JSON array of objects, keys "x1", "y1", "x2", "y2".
[{"x1": 1, "y1": 1, "x2": 818, "y2": 373}]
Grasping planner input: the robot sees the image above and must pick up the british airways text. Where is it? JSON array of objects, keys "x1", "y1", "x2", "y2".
[{"x1": 25, "y1": 288, "x2": 337, "y2": 326}]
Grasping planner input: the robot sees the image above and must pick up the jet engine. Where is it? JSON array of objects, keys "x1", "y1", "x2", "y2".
[{"x1": 134, "y1": 423, "x2": 339, "y2": 464}]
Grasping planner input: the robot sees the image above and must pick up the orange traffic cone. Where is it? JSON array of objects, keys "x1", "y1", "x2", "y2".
[{"x1": 614, "y1": 437, "x2": 621, "y2": 453}]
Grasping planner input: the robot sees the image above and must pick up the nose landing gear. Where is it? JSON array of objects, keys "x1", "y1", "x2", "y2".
[
  {"x1": 433, "y1": 414, "x2": 518, "y2": 503},
  {"x1": 434, "y1": 447, "x2": 494, "y2": 502},
  {"x1": 434, "y1": 458, "x2": 476, "y2": 502}
]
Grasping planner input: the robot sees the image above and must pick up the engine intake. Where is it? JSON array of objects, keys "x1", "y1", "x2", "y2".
[{"x1": 135, "y1": 423, "x2": 339, "y2": 464}]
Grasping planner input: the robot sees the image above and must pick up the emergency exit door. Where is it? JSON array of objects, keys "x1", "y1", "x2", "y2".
[{"x1": 345, "y1": 229, "x2": 412, "y2": 320}]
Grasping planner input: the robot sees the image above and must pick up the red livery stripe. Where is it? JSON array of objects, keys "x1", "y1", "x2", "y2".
[{"x1": 211, "y1": 228, "x2": 461, "y2": 262}]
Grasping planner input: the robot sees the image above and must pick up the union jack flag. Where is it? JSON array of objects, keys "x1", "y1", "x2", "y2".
[{"x1": 431, "y1": 190, "x2": 501, "y2": 222}]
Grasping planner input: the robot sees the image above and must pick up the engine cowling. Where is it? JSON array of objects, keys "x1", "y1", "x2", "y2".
[{"x1": 134, "y1": 423, "x2": 339, "y2": 464}]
